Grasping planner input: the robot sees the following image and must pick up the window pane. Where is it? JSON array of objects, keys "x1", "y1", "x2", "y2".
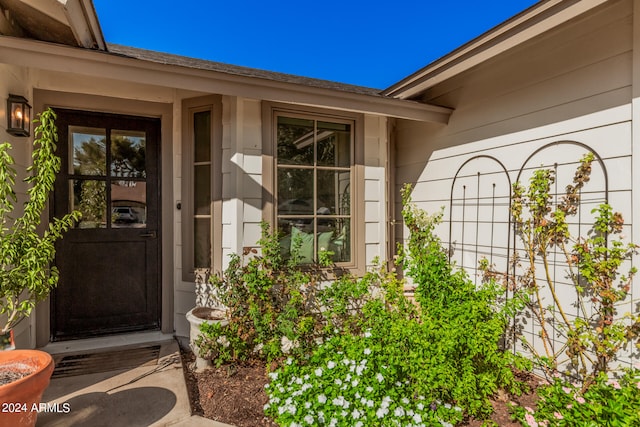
[
  {"x1": 317, "y1": 122, "x2": 351, "y2": 167},
  {"x1": 194, "y1": 218, "x2": 211, "y2": 268},
  {"x1": 326, "y1": 218, "x2": 351, "y2": 263},
  {"x1": 317, "y1": 170, "x2": 350, "y2": 215},
  {"x1": 194, "y1": 165, "x2": 211, "y2": 215},
  {"x1": 111, "y1": 130, "x2": 146, "y2": 178},
  {"x1": 277, "y1": 218, "x2": 351, "y2": 264},
  {"x1": 111, "y1": 181, "x2": 146, "y2": 228},
  {"x1": 70, "y1": 126, "x2": 106, "y2": 175},
  {"x1": 194, "y1": 111, "x2": 211, "y2": 163},
  {"x1": 278, "y1": 219, "x2": 314, "y2": 264},
  {"x1": 277, "y1": 116, "x2": 314, "y2": 165},
  {"x1": 72, "y1": 179, "x2": 106, "y2": 228},
  {"x1": 277, "y1": 168, "x2": 314, "y2": 215}
]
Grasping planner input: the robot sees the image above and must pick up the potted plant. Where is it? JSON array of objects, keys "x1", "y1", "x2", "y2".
[
  {"x1": 186, "y1": 269, "x2": 228, "y2": 371},
  {"x1": 0, "y1": 108, "x2": 80, "y2": 427}
]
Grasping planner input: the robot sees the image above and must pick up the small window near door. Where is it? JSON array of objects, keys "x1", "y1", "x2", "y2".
[
  {"x1": 182, "y1": 96, "x2": 222, "y2": 281},
  {"x1": 192, "y1": 110, "x2": 212, "y2": 268}
]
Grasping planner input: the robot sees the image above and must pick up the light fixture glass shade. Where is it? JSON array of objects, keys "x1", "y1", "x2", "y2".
[{"x1": 7, "y1": 94, "x2": 31, "y2": 137}]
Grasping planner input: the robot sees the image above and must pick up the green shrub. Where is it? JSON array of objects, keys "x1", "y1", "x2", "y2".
[
  {"x1": 196, "y1": 222, "x2": 377, "y2": 366},
  {"x1": 264, "y1": 186, "x2": 528, "y2": 425},
  {"x1": 0, "y1": 108, "x2": 80, "y2": 335},
  {"x1": 397, "y1": 185, "x2": 529, "y2": 417},
  {"x1": 511, "y1": 364, "x2": 640, "y2": 427}
]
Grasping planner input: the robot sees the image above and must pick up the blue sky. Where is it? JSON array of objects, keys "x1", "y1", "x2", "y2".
[{"x1": 93, "y1": 1, "x2": 540, "y2": 89}]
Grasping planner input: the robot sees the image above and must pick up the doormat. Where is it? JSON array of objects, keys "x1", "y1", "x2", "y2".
[{"x1": 52, "y1": 344, "x2": 161, "y2": 379}]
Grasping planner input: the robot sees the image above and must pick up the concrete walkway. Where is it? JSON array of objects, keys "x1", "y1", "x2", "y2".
[{"x1": 36, "y1": 338, "x2": 232, "y2": 427}]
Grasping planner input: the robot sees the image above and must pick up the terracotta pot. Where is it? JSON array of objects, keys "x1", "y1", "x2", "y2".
[{"x1": 0, "y1": 350, "x2": 54, "y2": 427}]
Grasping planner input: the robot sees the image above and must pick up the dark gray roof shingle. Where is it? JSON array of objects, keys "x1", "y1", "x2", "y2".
[{"x1": 107, "y1": 43, "x2": 384, "y2": 97}]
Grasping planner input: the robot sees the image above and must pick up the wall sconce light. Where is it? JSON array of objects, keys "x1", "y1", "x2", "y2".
[{"x1": 6, "y1": 94, "x2": 31, "y2": 137}]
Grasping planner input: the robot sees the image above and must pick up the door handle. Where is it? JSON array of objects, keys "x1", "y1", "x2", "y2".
[{"x1": 140, "y1": 231, "x2": 157, "y2": 238}]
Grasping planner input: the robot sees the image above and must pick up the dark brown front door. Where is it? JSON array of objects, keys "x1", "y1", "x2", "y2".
[{"x1": 51, "y1": 109, "x2": 161, "y2": 340}]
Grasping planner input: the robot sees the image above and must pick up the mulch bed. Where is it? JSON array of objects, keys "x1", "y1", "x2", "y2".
[
  {"x1": 180, "y1": 348, "x2": 276, "y2": 427},
  {"x1": 180, "y1": 346, "x2": 539, "y2": 427}
]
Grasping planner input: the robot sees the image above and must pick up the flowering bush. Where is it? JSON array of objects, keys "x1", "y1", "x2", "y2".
[
  {"x1": 265, "y1": 187, "x2": 529, "y2": 425},
  {"x1": 265, "y1": 329, "x2": 464, "y2": 427},
  {"x1": 511, "y1": 364, "x2": 640, "y2": 426},
  {"x1": 485, "y1": 153, "x2": 640, "y2": 382}
]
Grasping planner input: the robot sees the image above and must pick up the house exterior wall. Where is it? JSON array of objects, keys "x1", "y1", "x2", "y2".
[
  {"x1": 173, "y1": 96, "x2": 265, "y2": 337},
  {"x1": 364, "y1": 115, "x2": 389, "y2": 265},
  {"x1": 395, "y1": 0, "x2": 638, "y2": 365},
  {"x1": 0, "y1": 54, "x2": 394, "y2": 344},
  {"x1": 174, "y1": 101, "x2": 391, "y2": 337}
]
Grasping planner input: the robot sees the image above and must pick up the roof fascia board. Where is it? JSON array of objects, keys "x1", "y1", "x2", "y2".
[
  {"x1": 63, "y1": 0, "x2": 106, "y2": 49},
  {"x1": 384, "y1": 0, "x2": 609, "y2": 99},
  {"x1": 0, "y1": 37, "x2": 450, "y2": 122}
]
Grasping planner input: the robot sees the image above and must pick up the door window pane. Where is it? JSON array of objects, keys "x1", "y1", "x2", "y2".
[
  {"x1": 72, "y1": 179, "x2": 106, "y2": 228},
  {"x1": 111, "y1": 130, "x2": 146, "y2": 178},
  {"x1": 111, "y1": 181, "x2": 146, "y2": 228},
  {"x1": 70, "y1": 127, "x2": 106, "y2": 175}
]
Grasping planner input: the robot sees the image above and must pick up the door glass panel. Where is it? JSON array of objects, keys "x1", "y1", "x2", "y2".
[
  {"x1": 72, "y1": 179, "x2": 106, "y2": 228},
  {"x1": 111, "y1": 181, "x2": 146, "y2": 228},
  {"x1": 70, "y1": 127, "x2": 106, "y2": 175},
  {"x1": 111, "y1": 130, "x2": 146, "y2": 178}
]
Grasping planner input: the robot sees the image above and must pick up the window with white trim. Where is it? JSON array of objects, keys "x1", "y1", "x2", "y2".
[{"x1": 275, "y1": 114, "x2": 353, "y2": 263}]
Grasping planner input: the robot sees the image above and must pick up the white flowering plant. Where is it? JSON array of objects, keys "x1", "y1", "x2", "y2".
[
  {"x1": 265, "y1": 330, "x2": 464, "y2": 427},
  {"x1": 265, "y1": 188, "x2": 530, "y2": 425}
]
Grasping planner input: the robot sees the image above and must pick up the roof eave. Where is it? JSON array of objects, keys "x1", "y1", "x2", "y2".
[
  {"x1": 383, "y1": 0, "x2": 609, "y2": 100},
  {"x1": 0, "y1": 37, "x2": 451, "y2": 123}
]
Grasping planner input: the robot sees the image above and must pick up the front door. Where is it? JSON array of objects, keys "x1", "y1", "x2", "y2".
[{"x1": 52, "y1": 109, "x2": 161, "y2": 340}]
